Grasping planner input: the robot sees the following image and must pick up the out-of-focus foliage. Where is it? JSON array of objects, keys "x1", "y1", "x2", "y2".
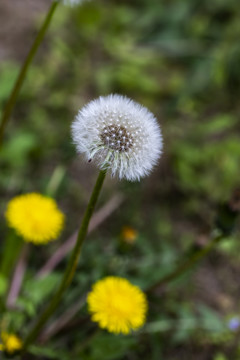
[{"x1": 0, "y1": 0, "x2": 240, "y2": 359}]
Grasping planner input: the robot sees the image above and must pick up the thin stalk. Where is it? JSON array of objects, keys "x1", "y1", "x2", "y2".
[
  {"x1": 6, "y1": 244, "x2": 29, "y2": 308},
  {"x1": 21, "y1": 170, "x2": 106, "y2": 353},
  {"x1": 36, "y1": 193, "x2": 124, "y2": 278},
  {"x1": 147, "y1": 232, "x2": 223, "y2": 293},
  {"x1": 0, "y1": 1, "x2": 59, "y2": 146}
]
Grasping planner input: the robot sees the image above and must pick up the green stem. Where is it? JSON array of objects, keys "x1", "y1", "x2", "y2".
[
  {"x1": 147, "y1": 232, "x2": 223, "y2": 293},
  {"x1": 0, "y1": 1, "x2": 59, "y2": 146},
  {"x1": 22, "y1": 170, "x2": 106, "y2": 353}
]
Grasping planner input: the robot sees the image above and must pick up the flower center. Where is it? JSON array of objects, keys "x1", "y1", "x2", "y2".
[{"x1": 100, "y1": 125, "x2": 133, "y2": 152}]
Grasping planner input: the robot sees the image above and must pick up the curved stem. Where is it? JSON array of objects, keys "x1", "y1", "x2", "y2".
[
  {"x1": 0, "y1": 1, "x2": 59, "y2": 146},
  {"x1": 22, "y1": 170, "x2": 106, "y2": 353},
  {"x1": 147, "y1": 232, "x2": 223, "y2": 293}
]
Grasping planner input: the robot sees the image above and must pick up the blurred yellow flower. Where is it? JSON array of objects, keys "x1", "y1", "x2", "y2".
[
  {"x1": 5, "y1": 193, "x2": 64, "y2": 245},
  {"x1": 0, "y1": 332, "x2": 22, "y2": 354},
  {"x1": 87, "y1": 276, "x2": 147, "y2": 334},
  {"x1": 121, "y1": 226, "x2": 138, "y2": 244}
]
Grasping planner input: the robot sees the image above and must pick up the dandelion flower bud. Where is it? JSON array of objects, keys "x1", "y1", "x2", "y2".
[
  {"x1": 87, "y1": 276, "x2": 148, "y2": 334},
  {"x1": 121, "y1": 226, "x2": 138, "y2": 244},
  {"x1": 72, "y1": 94, "x2": 163, "y2": 181},
  {"x1": 5, "y1": 193, "x2": 64, "y2": 245}
]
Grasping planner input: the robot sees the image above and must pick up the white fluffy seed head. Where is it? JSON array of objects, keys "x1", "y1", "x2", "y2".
[{"x1": 71, "y1": 94, "x2": 163, "y2": 181}]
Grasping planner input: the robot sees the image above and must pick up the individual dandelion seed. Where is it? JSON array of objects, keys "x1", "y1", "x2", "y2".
[
  {"x1": 87, "y1": 276, "x2": 148, "y2": 334},
  {"x1": 72, "y1": 94, "x2": 163, "y2": 181},
  {"x1": 5, "y1": 193, "x2": 65, "y2": 245},
  {"x1": 0, "y1": 332, "x2": 22, "y2": 355}
]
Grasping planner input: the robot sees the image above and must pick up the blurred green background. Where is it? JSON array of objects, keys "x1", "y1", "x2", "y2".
[{"x1": 0, "y1": 0, "x2": 240, "y2": 359}]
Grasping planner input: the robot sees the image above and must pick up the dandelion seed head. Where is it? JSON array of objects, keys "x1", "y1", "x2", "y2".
[
  {"x1": 72, "y1": 94, "x2": 163, "y2": 181},
  {"x1": 87, "y1": 276, "x2": 148, "y2": 334},
  {"x1": 5, "y1": 193, "x2": 64, "y2": 245}
]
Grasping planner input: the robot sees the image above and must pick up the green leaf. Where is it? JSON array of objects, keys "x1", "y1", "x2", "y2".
[
  {"x1": 22, "y1": 273, "x2": 61, "y2": 309},
  {"x1": 81, "y1": 333, "x2": 137, "y2": 360},
  {"x1": 0, "y1": 274, "x2": 7, "y2": 296},
  {"x1": 198, "y1": 305, "x2": 225, "y2": 332},
  {"x1": 214, "y1": 354, "x2": 228, "y2": 360},
  {"x1": 29, "y1": 344, "x2": 69, "y2": 360},
  {"x1": 0, "y1": 232, "x2": 23, "y2": 279},
  {"x1": 0, "y1": 132, "x2": 39, "y2": 168}
]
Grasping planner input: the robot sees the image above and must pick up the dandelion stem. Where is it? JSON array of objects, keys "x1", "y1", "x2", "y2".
[
  {"x1": 36, "y1": 193, "x2": 124, "y2": 278},
  {"x1": 0, "y1": 1, "x2": 59, "y2": 146},
  {"x1": 21, "y1": 170, "x2": 106, "y2": 353},
  {"x1": 147, "y1": 231, "x2": 223, "y2": 293}
]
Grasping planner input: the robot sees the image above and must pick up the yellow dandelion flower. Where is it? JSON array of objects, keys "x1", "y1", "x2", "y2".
[
  {"x1": 87, "y1": 276, "x2": 148, "y2": 334},
  {"x1": 121, "y1": 226, "x2": 138, "y2": 245},
  {"x1": 5, "y1": 193, "x2": 64, "y2": 245},
  {"x1": 0, "y1": 332, "x2": 22, "y2": 354}
]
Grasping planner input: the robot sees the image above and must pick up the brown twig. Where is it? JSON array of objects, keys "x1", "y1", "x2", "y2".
[
  {"x1": 36, "y1": 193, "x2": 124, "y2": 278},
  {"x1": 6, "y1": 244, "x2": 29, "y2": 308}
]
